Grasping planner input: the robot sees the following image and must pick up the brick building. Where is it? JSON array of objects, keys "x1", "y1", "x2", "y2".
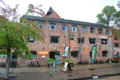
[
  {"x1": 26, "y1": 7, "x2": 112, "y2": 65},
  {"x1": 113, "y1": 36, "x2": 120, "y2": 58}
]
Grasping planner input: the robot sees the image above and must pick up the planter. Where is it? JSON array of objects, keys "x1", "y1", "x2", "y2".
[{"x1": 47, "y1": 59, "x2": 55, "y2": 68}]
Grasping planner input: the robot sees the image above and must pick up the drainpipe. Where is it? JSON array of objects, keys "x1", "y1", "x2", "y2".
[
  {"x1": 68, "y1": 24, "x2": 71, "y2": 59},
  {"x1": 109, "y1": 32, "x2": 113, "y2": 62}
]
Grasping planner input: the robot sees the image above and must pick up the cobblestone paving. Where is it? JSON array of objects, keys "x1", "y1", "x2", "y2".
[{"x1": 0, "y1": 63, "x2": 120, "y2": 80}]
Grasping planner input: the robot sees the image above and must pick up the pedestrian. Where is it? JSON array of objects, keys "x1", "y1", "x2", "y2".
[{"x1": 68, "y1": 62, "x2": 72, "y2": 72}]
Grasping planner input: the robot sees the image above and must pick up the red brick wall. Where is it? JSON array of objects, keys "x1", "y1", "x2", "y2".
[{"x1": 27, "y1": 21, "x2": 111, "y2": 64}]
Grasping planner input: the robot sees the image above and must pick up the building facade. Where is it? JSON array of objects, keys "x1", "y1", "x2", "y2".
[
  {"x1": 113, "y1": 36, "x2": 120, "y2": 58},
  {"x1": 26, "y1": 7, "x2": 112, "y2": 65}
]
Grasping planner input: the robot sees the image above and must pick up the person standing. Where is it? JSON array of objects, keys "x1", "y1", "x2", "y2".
[{"x1": 68, "y1": 62, "x2": 72, "y2": 72}]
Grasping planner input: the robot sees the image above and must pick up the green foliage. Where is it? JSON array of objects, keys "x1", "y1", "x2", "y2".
[
  {"x1": 110, "y1": 27, "x2": 120, "y2": 39},
  {"x1": 96, "y1": 5, "x2": 120, "y2": 39},
  {"x1": 0, "y1": 15, "x2": 8, "y2": 23},
  {"x1": 47, "y1": 58, "x2": 55, "y2": 63},
  {"x1": 97, "y1": 6, "x2": 117, "y2": 27},
  {"x1": 0, "y1": 15, "x2": 43, "y2": 57},
  {"x1": 65, "y1": 59, "x2": 72, "y2": 62},
  {"x1": 114, "y1": 11, "x2": 120, "y2": 27}
]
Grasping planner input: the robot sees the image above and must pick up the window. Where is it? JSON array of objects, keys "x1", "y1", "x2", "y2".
[
  {"x1": 101, "y1": 39, "x2": 107, "y2": 44},
  {"x1": 98, "y1": 28, "x2": 102, "y2": 34},
  {"x1": 82, "y1": 27, "x2": 86, "y2": 32},
  {"x1": 38, "y1": 24, "x2": 44, "y2": 29},
  {"x1": 89, "y1": 38, "x2": 96, "y2": 44},
  {"x1": 0, "y1": 54, "x2": 7, "y2": 58},
  {"x1": 28, "y1": 36, "x2": 35, "y2": 42},
  {"x1": 61, "y1": 25, "x2": 67, "y2": 31},
  {"x1": 50, "y1": 23, "x2": 56, "y2": 30},
  {"x1": 31, "y1": 51, "x2": 37, "y2": 59},
  {"x1": 115, "y1": 43, "x2": 119, "y2": 47},
  {"x1": 114, "y1": 36, "x2": 118, "y2": 40},
  {"x1": 50, "y1": 36, "x2": 59, "y2": 43},
  {"x1": 117, "y1": 52, "x2": 120, "y2": 57},
  {"x1": 78, "y1": 38, "x2": 84, "y2": 43},
  {"x1": 90, "y1": 27, "x2": 95, "y2": 33},
  {"x1": 106, "y1": 30, "x2": 110, "y2": 35},
  {"x1": 26, "y1": 51, "x2": 37, "y2": 59},
  {"x1": 102, "y1": 51, "x2": 109, "y2": 57},
  {"x1": 71, "y1": 51, "x2": 79, "y2": 58},
  {"x1": 72, "y1": 26, "x2": 77, "y2": 32},
  {"x1": 70, "y1": 35, "x2": 74, "y2": 40}
]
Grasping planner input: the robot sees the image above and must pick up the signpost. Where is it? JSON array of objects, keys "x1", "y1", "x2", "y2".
[
  {"x1": 62, "y1": 46, "x2": 69, "y2": 57},
  {"x1": 63, "y1": 62, "x2": 68, "y2": 71},
  {"x1": 90, "y1": 45, "x2": 98, "y2": 79},
  {"x1": 91, "y1": 45, "x2": 97, "y2": 63}
]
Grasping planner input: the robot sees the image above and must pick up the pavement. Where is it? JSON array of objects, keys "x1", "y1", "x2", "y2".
[{"x1": 0, "y1": 63, "x2": 120, "y2": 80}]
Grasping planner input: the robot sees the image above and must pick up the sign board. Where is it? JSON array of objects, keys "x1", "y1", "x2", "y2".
[
  {"x1": 63, "y1": 62, "x2": 68, "y2": 71},
  {"x1": 62, "y1": 46, "x2": 69, "y2": 57},
  {"x1": 38, "y1": 51, "x2": 48, "y2": 56},
  {"x1": 91, "y1": 45, "x2": 97, "y2": 63},
  {"x1": 41, "y1": 55, "x2": 46, "y2": 58}
]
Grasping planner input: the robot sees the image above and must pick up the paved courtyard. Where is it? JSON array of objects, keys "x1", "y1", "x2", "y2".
[{"x1": 0, "y1": 63, "x2": 120, "y2": 80}]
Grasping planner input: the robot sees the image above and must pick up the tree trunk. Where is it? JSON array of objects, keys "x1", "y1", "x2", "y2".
[{"x1": 5, "y1": 48, "x2": 11, "y2": 80}]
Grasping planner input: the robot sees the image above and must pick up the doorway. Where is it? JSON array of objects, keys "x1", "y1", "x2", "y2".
[
  {"x1": 49, "y1": 51, "x2": 56, "y2": 59},
  {"x1": 49, "y1": 51, "x2": 60, "y2": 64}
]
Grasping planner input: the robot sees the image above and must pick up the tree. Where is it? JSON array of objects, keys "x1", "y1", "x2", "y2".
[
  {"x1": 96, "y1": 5, "x2": 120, "y2": 38},
  {"x1": 117, "y1": 0, "x2": 120, "y2": 9},
  {"x1": 97, "y1": 6, "x2": 117, "y2": 27},
  {"x1": 114, "y1": 1, "x2": 120, "y2": 28},
  {"x1": 114, "y1": 11, "x2": 120, "y2": 28},
  {"x1": 0, "y1": 1, "x2": 44, "y2": 79}
]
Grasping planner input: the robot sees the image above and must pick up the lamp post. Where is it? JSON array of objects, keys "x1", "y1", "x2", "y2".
[{"x1": 68, "y1": 24, "x2": 71, "y2": 59}]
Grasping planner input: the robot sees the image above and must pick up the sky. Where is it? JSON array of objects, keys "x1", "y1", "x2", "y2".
[{"x1": 0, "y1": 0, "x2": 119, "y2": 23}]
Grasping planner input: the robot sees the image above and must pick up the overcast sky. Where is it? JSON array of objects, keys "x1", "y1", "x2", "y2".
[{"x1": 0, "y1": 0, "x2": 119, "y2": 23}]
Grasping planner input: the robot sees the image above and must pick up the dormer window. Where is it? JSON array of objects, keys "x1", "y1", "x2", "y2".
[{"x1": 50, "y1": 23, "x2": 56, "y2": 30}]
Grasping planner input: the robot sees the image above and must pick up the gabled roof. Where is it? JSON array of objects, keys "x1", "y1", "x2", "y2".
[
  {"x1": 46, "y1": 7, "x2": 61, "y2": 19},
  {"x1": 47, "y1": 7, "x2": 53, "y2": 16},
  {"x1": 25, "y1": 16, "x2": 108, "y2": 28}
]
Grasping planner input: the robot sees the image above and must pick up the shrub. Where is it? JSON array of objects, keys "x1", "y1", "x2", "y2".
[
  {"x1": 47, "y1": 58, "x2": 55, "y2": 63},
  {"x1": 65, "y1": 59, "x2": 72, "y2": 62}
]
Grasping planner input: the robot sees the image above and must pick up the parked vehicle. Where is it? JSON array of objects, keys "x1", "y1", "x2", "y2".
[{"x1": 0, "y1": 54, "x2": 7, "y2": 67}]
